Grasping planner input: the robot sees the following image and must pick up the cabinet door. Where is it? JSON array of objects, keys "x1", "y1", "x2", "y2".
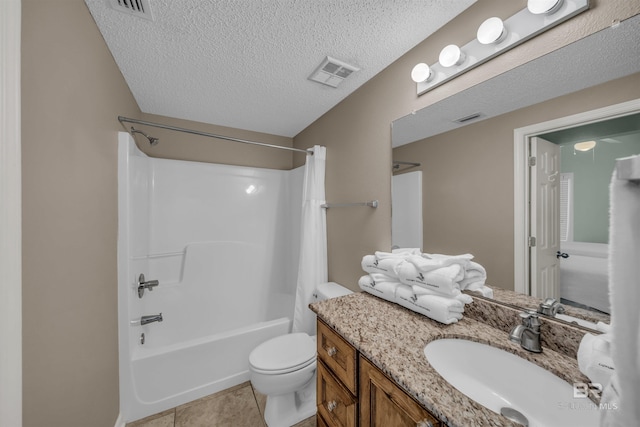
[
  {"x1": 360, "y1": 356, "x2": 440, "y2": 427},
  {"x1": 317, "y1": 319, "x2": 358, "y2": 394},
  {"x1": 317, "y1": 359, "x2": 357, "y2": 427}
]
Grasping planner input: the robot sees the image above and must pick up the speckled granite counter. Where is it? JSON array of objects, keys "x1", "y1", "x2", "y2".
[
  {"x1": 310, "y1": 292, "x2": 591, "y2": 427},
  {"x1": 486, "y1": 286, "x2": 611, "y2": 325}
]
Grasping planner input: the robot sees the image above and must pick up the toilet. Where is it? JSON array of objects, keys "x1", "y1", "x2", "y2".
[{"x1": 249, "y1": 282, "x2": 352, "y2": 427}]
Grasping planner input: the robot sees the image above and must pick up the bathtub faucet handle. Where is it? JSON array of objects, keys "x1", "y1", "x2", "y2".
[{"x1": 137, "y1": 274, "x2": 160, "y2": 298}]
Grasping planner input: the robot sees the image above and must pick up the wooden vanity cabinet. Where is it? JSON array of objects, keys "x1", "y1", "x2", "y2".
[
  {"x1": 316, "y1": 319, "x2": 441, "y2": 427},
  {"x1": 359, "y1": 356, "x2": 440, "y2": 427}
]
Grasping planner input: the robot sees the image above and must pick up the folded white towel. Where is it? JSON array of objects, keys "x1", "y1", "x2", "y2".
[
  {"x1": 408, "y1": 253, "x2": 473, "y2": 272},
  {"x1": 361, "y1": 255, "x2": 402, "y2": 277},
  {"x1": 578, "y1": 333, "x2": 615, "y2": 388},
  {"x1": 375, "y1": 248, "x2": 422, "y2": 259},
  {"x1": 471, "y1": 285, "x2": 494, "y2": 299},
  {"x1": 412, "y1": 285, "x2": 473, "y2": 304},
  {"x1": 396, "y1": 284, "x2": 464, "y2": 324},
  {"x1": 459, "y1": 261, "x2": 487, "y2": 289},
  {"x1": 358, "y1": 274, "x2": 399, "y2": 303},
  {"x1": 396, "y1": 262, "x2": 463, "y2": 297}
]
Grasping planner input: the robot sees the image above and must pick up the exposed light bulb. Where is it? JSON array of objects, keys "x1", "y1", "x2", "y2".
[
  {"x1": 411, "y1": 63, "x2": 433, "y2": 83},
  {"x1": 439, "y1": 45, "x2": 465, "y2": 68}
]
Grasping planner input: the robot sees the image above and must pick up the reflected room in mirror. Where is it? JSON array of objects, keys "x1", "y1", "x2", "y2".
[{"x1": 390, "y1": 15, "x2": 640, "y2": 332}]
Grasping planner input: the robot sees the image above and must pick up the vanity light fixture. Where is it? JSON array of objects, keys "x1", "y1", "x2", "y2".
[
  {"x1": 477, "y1": 17, "x2": 507, "y2": 45},
  {"x1": 411, "y1": 63, "x2": 433, "y2": 83},
  {"x1": 574, "y1": 140, "x2": 597, "y2": 152},
  {"x1": 412, "y1": 0, "x2": 589, "y2": 96},
  {"x1": 527, "y1": 0, "x2": 564, "y2": 15},
  {"x1": 439, "y1": 45, "x2": 465, "y2": 68}
]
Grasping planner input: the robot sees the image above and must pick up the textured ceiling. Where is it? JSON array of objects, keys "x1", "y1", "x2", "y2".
[
  {"x1": 392, "y1": 14, "x2": 640, "y2": 147},
  {"x1": 84, "y1": 0, "x2": 476, "y2": 137}
]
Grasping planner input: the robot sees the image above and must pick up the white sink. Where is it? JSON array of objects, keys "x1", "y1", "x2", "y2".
[{"x1": 424, "y1": 339, "x2": 599, "y2": 427}]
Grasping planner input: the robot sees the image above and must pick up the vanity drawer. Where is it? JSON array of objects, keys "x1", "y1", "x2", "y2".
[
  {"x1": 317, "y1": 319, "x2": 358, "y2": 394},
  {"x1": 317, "y1": 359, "x2": 357, "y2": 427}
]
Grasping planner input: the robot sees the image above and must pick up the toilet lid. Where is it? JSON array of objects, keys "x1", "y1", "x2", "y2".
[{"x1": 249, "y1": 333, "x2": 316, "y2": 373}]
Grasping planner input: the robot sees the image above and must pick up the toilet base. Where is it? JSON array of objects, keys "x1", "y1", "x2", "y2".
[{"x1": 263, "y1": 373, "x2": 316, "y2": 427}]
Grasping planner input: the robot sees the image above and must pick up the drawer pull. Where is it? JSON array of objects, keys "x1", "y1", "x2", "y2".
[
  {"x1": 326, "y1": 346, "x2": 337, "y2": 357},
  {"x1": 417, "y1": 420, "x2": 434, "y2": 427},
  {"x1": 327, "y1": 400, "x2": 338, "y2": 412}
]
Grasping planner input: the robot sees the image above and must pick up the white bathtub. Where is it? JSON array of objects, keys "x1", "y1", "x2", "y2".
[
  {"x1": 559, "y1": 241, "x2": 610, "y2": 314},
  {"x1": 118, "y1": 133, "x2": 303, "y2": 422},
  {"x1": 123, "y1": 317, "x2": 290, "y2": 421}
]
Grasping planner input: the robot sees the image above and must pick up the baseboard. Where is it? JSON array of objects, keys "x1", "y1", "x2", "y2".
[{"x1": 114, "y1": 413, "x2": 126, "y2": 427}]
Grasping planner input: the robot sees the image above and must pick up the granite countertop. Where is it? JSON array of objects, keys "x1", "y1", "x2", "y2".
[
  {"x1": 488, "y1": 287, "x2": 610, "y2": 325},
  {"x1": 310, "y1": 292, "x2": 591, "y2": 427}
]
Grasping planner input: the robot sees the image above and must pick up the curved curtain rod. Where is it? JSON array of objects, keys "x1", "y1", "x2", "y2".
[{"x1": 118, "y1": 116, "x2": 313, "y2": 155}]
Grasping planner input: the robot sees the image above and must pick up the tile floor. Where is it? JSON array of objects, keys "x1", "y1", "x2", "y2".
[{"x1": 125, "y1": 382, "x2": 316, "y2": 427}]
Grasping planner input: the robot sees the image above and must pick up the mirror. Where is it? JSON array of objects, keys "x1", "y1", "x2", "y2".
[{"x1": 390, "y1": 14, "x2": 640, "y2": 330}]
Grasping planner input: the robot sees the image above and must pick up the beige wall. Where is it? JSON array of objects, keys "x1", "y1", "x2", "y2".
[
  {"x1": 20, "y1": 0, "x2": 640, "y2": 426},
  {"x1": 20, "y1": 1, "x2": 293, "y2": 427},
  {"x1": 135, "y1": 113, "x2": 294, "y2": 170},
  {"x1": 294, "y1": 0, "x2": 640, "y2": 292},
  {"x1": 394, "y1": 73, "x2": 640, "y2": 290}
]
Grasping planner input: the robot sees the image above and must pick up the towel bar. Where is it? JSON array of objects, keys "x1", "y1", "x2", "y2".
[{"x1": 321, "y1": 200, "x2": 378, "y2": 209}]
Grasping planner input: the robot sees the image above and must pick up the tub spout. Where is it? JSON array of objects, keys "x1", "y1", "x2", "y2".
[{"x1": 141, "y1": 313, "x2": 163, "y2": 325}]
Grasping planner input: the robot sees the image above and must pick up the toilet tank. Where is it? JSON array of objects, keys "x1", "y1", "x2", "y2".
[{"x1": 313, "y1": 282, "x2": 352, "y2": 302}]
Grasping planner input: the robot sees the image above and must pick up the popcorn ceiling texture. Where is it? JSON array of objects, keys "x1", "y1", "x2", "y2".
[{"x1": 84, "y1": 0, "x2": 475, "y2": 137}]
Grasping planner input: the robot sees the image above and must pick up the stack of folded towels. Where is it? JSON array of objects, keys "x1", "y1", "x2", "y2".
[{"x1": 359, "y1": 248, "x2": 493, "y2": 324}]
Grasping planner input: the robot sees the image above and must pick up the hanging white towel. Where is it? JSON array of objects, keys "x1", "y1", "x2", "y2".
[
  {"x1": 600, "y1": 164, "x2": 640, "y2": 427},
  {"x1": 396, "y1": 284, "x2": 464, "y2": 325},
  {"x1": 577, "y1": 333, "x2": 615, "y2": 388}
]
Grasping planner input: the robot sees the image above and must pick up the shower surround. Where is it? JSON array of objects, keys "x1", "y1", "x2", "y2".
[{"x1": 117, "y1": 133, "x2": 303, "y2": 422}]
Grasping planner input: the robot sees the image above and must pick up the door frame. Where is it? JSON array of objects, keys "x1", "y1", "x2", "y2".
[{"x1": 513, "y1": 98, "x2": 640, "y2": 295}]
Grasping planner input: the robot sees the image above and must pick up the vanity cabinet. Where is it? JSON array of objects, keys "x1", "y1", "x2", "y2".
[
  {"x1": 359, "y1": 356, "x2": 440, "y2": 427},
  {"x1": 316, "y1": 319, "x2": 441, "y2": 427}
]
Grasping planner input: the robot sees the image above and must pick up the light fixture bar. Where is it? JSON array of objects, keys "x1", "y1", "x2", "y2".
[{"x1": 416, "y1": 0, "x2": 589, "y2": 96}]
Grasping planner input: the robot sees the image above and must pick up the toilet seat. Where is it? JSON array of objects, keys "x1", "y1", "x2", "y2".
[{"x1": 249, "y1": 333, "x2": 316, "y2": 375}]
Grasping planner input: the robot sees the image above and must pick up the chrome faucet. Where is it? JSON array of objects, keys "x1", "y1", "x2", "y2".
[
  {"x1": 140, "y1": 313, "x2": 163, "y2": 325},
  {"x1": 538, "y1": 297, "x2": 565, "y2": 317},
  {"x1": 509, "y1": 311, "x2": 542, "y2": 353},
  {"x1": 137, "y1": 273, "x2": 159, "y2": 298}
]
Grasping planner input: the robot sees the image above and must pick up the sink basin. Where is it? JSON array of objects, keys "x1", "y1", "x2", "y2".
[{"x1": 424, "y1": 339, "x2": 599, "y2": 427}]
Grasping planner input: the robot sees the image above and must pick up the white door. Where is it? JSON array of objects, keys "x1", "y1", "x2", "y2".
[{"x1": 530, "y1": 137, "x2": 561, "y2": 299}]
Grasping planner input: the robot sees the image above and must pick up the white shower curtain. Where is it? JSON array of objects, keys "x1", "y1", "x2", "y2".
[{"x1": 292, "y1": 145, "x2": 328, "y2": 336}]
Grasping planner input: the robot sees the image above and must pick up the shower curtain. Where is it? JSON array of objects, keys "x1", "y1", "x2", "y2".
[{"x1": 292, "y1": 145, "x2": 328, "y2": 336}]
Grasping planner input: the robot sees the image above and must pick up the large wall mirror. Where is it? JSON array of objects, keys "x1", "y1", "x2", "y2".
[{"x1": 391, "y1": 14, "x2": 640, "y2": 331}]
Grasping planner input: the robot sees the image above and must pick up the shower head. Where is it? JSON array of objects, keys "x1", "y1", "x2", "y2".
[{"x1": 130, "y1": 127, "x2": 159, "y2": 146}]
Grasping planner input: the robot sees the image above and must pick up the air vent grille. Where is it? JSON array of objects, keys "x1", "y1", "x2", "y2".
[
  {"x1": 309, "y1": 56, "x2": 359, "y2": 88},
  {"x1": 453, "y1": 112, "x2": 483, "y2": 124},
  {"x1": 108, "y1": 0, "x2": 154, "y2": 20}
]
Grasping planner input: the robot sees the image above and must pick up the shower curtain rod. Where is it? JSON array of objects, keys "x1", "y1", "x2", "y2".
[{"x1": 118, "y1": 116, "x2": 313, "y2": 155}]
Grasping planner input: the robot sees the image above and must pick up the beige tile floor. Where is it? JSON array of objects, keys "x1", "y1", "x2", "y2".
[{"x1": 125, "y1": 382, "x2": 316, "y2": 427}]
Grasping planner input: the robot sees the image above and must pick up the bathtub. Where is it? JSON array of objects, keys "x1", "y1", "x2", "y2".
[
  {"x1": 559, "y1": 241, "x2": 610, "y2": 314},
  {"x1": 123, "y1": 318, "x2": 290, "y2": 421},
  {"x1": 118, "y1": 133, "x2": 303, "y2": 422}
]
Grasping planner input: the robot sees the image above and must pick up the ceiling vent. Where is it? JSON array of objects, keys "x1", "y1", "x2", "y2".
[
  {"x1": 309, "y1": 56, "x2": 360, "y2": 88},
  {"x1": 108, "y1": 0, "x2": 154, "y2": 21},
  {"x1": 453, "y1": 112, "x2": 483, "y2": 124}
]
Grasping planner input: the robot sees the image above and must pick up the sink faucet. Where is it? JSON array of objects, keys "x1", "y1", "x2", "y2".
[
  {"x1": 538, "y1": 298, "x2": 565, "y2": 316},
  {"x1": 140, "y1": 313, "x2": 163, "y2": 325},
  {"x1": 509, "y1": 311, "x2": 542, "y2": 353}
]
